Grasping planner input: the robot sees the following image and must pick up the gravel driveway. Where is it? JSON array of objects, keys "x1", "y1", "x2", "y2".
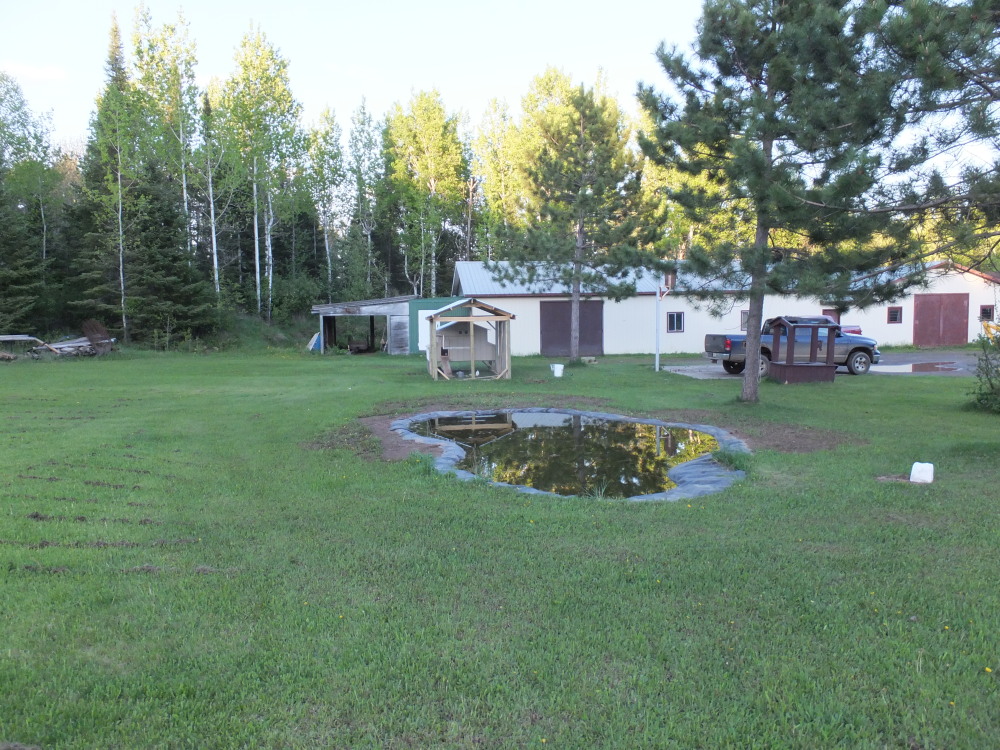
[{"x1": 661, "y1": 348, "x2": 980, "y2": 380}]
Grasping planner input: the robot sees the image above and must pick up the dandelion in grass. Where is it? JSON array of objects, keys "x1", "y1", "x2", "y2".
[{"x1": 987, "y1": 667, "x2": 993, "y2": 673}]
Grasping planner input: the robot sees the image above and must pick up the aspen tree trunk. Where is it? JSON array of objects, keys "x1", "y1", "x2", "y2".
[
  {"x1": 252, "y1": 155, "x2": 262, "y2": 315},
  {"x1": 265, "y1": 191, "x2": 275, "y2": 322},
  {"x1": 206, "y1": 155, "x2": 220, "y2": 297},
  {"x1": 180, "y1": 116, "x2": 191, "y2": 257},
  {"x1": 116, "y1": 151, "x2": 129, "y2": 342},
  {"x1": 324, "y1": 228, "x2": 333, "y2": 302}
]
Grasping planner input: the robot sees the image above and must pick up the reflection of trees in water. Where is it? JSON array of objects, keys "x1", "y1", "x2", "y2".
[{"x1": 446, "y1": 415, "x2": 719, "y2": 497}]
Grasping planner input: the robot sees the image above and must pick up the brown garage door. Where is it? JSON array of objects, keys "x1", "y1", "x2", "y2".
[
  {"x1": 540, "y1": 300, "x2": 604, "y2": 356},
  {"x1": 913, "y1": 293, "x2": 969, "y2": 347}
]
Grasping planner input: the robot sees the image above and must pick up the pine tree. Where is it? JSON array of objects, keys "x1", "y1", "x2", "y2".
[
  {"x1": 877, "y1": 0, "x2": 1000, "y2": 272},
  {"x1": 125, "y1": 161, "x2": 215, "y2": 345},
  {"x1": 77, "y1": 16, "x2": 145, "y2": 341},
  {"x1": 493, "y1": 71, "x2": 669, "y2": 362},
  {"x1": 640, "y1": 0, "x2": 918, "y2": 402},
  {"x1": 0, "y1": 179, "x2": 44, "y2": 331}
]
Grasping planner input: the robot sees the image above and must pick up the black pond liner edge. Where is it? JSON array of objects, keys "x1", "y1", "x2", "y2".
[{"x1": 390, "y1": 408, "x2": 751, "y2": 502}]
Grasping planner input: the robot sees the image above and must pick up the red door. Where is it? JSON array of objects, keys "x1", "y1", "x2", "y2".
[
  {"x1": 540, "y1": 300, "x2": 604, "y2": 356},
  {"x1": 913, "y1": 294, "x2": 969, "y2": 347}
]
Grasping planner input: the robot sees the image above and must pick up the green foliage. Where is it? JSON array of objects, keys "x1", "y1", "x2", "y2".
[
  {"x1": 489, "y1": 70, "x2": 670, "y2": 360},
  {"x1": 970, "y1": 334, "x2": 1000, "y2": 413},
  {"x1": 0, "y1": 177, "x2": 45, "y2": 330},
  {"x1": 639, "y1": 1, "x2": 923, "y2": 402},
  {"x1": 844, "y1": 1, "x2": 1000, "y2": 271},
  {"x1": 385, "y1": 90, "x2": 469, "y2": 296},
  {"x1": 0, "y1": 71, "x2": 49, "y2": 171},
  {"x1": 269, "y1": 273, "x2": 322, "y2": 325}
]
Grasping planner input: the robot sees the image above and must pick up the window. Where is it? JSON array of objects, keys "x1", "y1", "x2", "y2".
[
  {"x1": 981, "y1": 305, "x2": 996, "y2": 322},
  {"x1": 740, "y1": 310, "x2": 749, "y2": 331},
  {"x1": 887, "y1": 307, "x2": 903, "y2": 324},
  {"x1": 667, "y1": 312, "x2": 684, "y2": 332}
]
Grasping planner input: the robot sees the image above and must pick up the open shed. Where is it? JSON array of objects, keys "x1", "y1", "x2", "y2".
[
  {"x1": 426, "y1": 298, "x2": 515, "y2": 380},
  {"x1": 311, "y1": 295, "x2": 418, "y2": 355}
]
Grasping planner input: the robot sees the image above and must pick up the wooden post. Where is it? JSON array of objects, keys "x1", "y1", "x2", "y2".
[
  {"x1": 469, "y1": 321, "x2": 476, "y2": 378},
  {"x1": 428, "y1": 316, "x2": 436, "y2": 379}
]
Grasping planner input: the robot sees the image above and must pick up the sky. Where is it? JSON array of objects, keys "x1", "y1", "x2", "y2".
[{"x1": 3, "y1": 0, "x2": 704, "y2": 151}]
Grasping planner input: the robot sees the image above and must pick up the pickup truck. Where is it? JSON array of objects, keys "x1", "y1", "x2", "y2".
[{"x1": 704, "y1": 316, "x2": 881, "y2": 376}]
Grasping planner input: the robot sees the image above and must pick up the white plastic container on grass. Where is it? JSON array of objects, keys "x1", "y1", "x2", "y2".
[
  {"x1": 909, "y1": 462, "x2": 934, "y2": 484},
  {"x1": 550, "y1": 363, "x2": 564, "y2": 377}
]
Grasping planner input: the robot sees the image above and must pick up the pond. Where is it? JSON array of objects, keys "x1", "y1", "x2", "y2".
[{"x1": 393, "y1": 408, "x2": 749, "y2": 501}]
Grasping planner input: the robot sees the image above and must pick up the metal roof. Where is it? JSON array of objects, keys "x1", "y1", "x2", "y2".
[
  {"x1": 452, "y1": 261, "x2": 663, "y2": 296},
  {"x1": 311, "y1": 295, "x2": 418, "y2": 316}
]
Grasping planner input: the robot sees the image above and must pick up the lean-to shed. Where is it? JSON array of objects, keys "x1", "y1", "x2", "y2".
[
  {"x1": 426, "y1": 298, "x2": 514, "y2": 380},
  {"x1": 311, "y1": 295, "x2": 418, "y2": 354}
]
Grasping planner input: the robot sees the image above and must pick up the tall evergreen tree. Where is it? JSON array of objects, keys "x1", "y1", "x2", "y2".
[
  {"x1": 77, "y1": 16, "x2": 146, "y2": 341},
  {"x1": 492, "y1": 70, "x2": 669, "y2": 361},
  {"x1": 0, "y1": 178, "x2": 43, "y2": 331},
  {"x1": 876, "y1": 0, "x2": 1000, "y2": 271},
  {"x1": 0, "y1": 72, "x2": 54, "y2": 331},
  {"x1": 640, "y1": 0, "x2": 919, "y2": 402},
  {"x1": 125, "y1": 161, "x2": 215, "y2": 345}
]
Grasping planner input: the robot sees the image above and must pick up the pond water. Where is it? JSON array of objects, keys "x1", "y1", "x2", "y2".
[
  {"x1": 410, "y1": 411, "x2": 720, "y2": 498},
  {"x1": 872, "y1": 361, "x2": 961, "y2": 373}
]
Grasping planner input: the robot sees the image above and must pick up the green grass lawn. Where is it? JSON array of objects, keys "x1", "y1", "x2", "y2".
[{"x1": 2, "y1": 351, "x2": 997, "y2": 748}]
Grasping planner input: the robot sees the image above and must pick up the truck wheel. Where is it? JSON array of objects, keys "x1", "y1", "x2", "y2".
[
  {"x1": 722, "y1": 360, "x2": 745, "y2": 375},
  {"x1": 846, "y1": 350, "x2": 872, "y2": 375},
  {"x1": 759, "y1": 353, "x2": 771, "y2": 377}
]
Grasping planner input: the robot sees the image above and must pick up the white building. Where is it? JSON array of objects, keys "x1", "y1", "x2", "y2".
[{"x1": 451, "y1": 260, "x2": 1000, "y2": 355}]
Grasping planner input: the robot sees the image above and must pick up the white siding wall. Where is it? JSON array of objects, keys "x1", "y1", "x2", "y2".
[
  {"x1": 467, "y1": 269, "x2": 999, "y2": 355},
  {"x1": 846, "y1": 272, "x2": 1000, "y2": 346}
]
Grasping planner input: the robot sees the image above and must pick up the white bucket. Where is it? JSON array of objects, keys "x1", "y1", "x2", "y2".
[
  {"x1": 550, "y1": 363, "x2": 564, "y2": 377},
  {"x1": 909, "y1": 462, "x2": 934, "y2": 484}
]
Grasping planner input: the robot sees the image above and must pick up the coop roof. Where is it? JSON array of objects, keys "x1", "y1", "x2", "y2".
[{"x1": 424, "y1": 297, "x2": 514, "y2": 321}]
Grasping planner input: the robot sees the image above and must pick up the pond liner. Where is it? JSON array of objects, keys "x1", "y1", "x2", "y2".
[{"x1": 391, "y1": 407, "x2": 750, "y2": 502}]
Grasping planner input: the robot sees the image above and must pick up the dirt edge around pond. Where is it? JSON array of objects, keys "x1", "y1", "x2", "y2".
[{"x1": 344, "y1": 405, "x2": 858, "y2": 462}]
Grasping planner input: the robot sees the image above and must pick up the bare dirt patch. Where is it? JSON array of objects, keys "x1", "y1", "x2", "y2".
[
  {"x1": 647, "y1": 408, "x2": 860, "y2": 454},
  {"x1": 323, "y1": 399, "x2": 857, "y2": 462}
]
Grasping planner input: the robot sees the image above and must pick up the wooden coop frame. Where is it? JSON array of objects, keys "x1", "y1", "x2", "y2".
[{"x1": 426, "y1": 298, "x2": 515, "y2": 381}]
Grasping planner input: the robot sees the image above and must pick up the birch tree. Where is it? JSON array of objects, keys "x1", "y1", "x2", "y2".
[
  {"x1": 306, "y1": 108, "x2": 346, "y2": 300},
  {"x1": 385, "y1": 91, "x2": 466, "y2": 296},
  {"x1": 347, "y1": 101, "x2": 384, "y2": 295},
  {"x1": 132, "y1": 6, "x2": 199, "y2": 255},
  {"x1": 196, "y1": 91, "x2": 226, "y2": 298},
  {"x1": 219, "y1": 28, "x2": 302, "y2": 319}
]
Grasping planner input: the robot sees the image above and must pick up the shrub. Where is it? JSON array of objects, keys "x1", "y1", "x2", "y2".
[{"x1": 970, "y1": 334, "x2": 1000, "y2": 413}]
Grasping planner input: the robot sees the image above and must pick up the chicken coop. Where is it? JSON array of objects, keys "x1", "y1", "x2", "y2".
[{"x1": 426, "y1": 298, "x2": 514, "y2": 380}]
